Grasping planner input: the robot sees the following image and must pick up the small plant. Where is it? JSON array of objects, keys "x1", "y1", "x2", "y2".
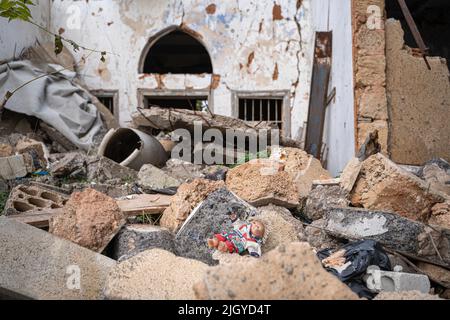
[{"x1": 136, "y1": 213, "x2": 162, "y2": 225}]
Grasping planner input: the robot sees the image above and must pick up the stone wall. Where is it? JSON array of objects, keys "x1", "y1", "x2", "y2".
[
  {"x1": 385, "y1": 19, "x2": 450, "y2": 165},
  {"x1": 351, "y1": 0, "x2": 389, "y2": 153}
]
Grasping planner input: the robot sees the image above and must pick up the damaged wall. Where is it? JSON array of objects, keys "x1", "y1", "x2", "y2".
[
  {"x1": 48, "y1": 0, "x2": 313, "y2": 136},
  {"x1": 0, "y1": 0, "x2": 51, "y2": 61},
  {"x1": 385, "y1": 19, "x2": 450, "y2": 165},
  {"x1": 352, "y1": 0, "x2": 389, "y2": 154}
]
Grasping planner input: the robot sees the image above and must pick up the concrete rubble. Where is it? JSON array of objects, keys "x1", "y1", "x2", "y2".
[
  {"x1": 0, "y1": 100, "x2": 449, "y2": 301},
  {"x1": 103, "y1": 249, "x2": 208, "y2": 300},
  {"x1": 49, "y1": 188, "x2": 125, "y2": 252},
  {"x1": 193, "y1": 242, "x2": 359, "y2": 300},
  {"x1": 0, "y1": 217, "x2": 115, "y2": 300}
]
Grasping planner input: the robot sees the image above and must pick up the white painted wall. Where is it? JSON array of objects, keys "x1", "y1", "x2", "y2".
[
  {"x1": 0, "y1": 0, "x2": 51, "y2": 61},
  {"x1": 48, "y1": 0, "x2": 315, "y2": 139},
  {"x1": 311, "y1": 0, "x2": 355, "y2": 176}
]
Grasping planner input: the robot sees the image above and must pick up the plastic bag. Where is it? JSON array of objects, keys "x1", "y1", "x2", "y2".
[{"x1": 317, "y1": 240, "x2": 391, "y2": 298}]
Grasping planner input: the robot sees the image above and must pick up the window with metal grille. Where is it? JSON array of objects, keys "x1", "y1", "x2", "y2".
[
  {"x1": 238, "y1": 98, "x2": 284, "y2": 129},
  {"x1": 97, "y1": 96, "x2": 114, "y2": 114}
]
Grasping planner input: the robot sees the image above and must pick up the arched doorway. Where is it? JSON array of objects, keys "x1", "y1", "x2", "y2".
[{"x1": 138, "y1": 28, "x2": 213, "y2": 111}]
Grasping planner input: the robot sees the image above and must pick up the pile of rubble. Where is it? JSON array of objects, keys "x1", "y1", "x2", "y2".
[{"x1": 0, "y1": 109, "x2": 449, "y2": 300}]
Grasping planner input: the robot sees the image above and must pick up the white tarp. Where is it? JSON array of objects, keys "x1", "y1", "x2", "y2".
[{"x1": 0, "y1": 60, "x2": 103, "y2": 150}]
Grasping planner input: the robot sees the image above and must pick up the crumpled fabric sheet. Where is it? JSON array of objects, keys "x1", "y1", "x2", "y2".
[{"x1": 0, "y1": 60, "x2": 103, "y2": 150}]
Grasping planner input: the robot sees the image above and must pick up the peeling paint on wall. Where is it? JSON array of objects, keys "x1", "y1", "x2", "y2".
[{"x1": 47, "y1": 0, "x2": 315, "y2": 138}]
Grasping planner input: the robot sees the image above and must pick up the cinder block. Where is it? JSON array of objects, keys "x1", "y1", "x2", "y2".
[
  {"x1": 0, "y1": 217, "x2": 116, "y2": 300},
  {"x1": 364, "y1": 265, "x2": 431, "y2": 294},
  {"x1": 4, "y1": 184, "x2": 68, "y2": 216}
]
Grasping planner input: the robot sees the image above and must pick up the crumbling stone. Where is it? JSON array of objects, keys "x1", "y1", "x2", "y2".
[
  {"x1": 103, "y1": 249, "x2": 208, "y2": 300},
  {"x1": 281, "y1": 147, "x2": 331, "y2": 200},
  {"x1": 416, "y1": 262, "x2": 450, "y2": 287},
  {"x1": 429, "y1": 201, "x2": 450, "y2": 230},
  {"x1": 86, "y1": 156, "x2": 138, "y2": 183},
  {"x1": 4, "y1": 184, "x2": 68, "y2": 216},
  {"x1": 0, "y1": 217, "x2": 115, "y2": 300},
  {"x1": 15, "y1": 137, "x2": 48, "y2": 170},
  {"x1": 256, "y1": 205, "x2": 305, "y2": 252},
  {"x1": 49, "y1": 188, "x2": 125, "y2": 252},
  {"x1": 351, "y1": 153, "x2": 447, "y2": 222},
  {"x1": 226, "y1": 160, "x2": 299, "y2": 208},
  {"x1": 323, "y1": 207, "x2": 450, "y2": 266},
  {"x1": 138, "y1": 164, "x2": 181, "y2": 190},
  {"x1": 163, "y1": 158, "x2": 205, "y2": 182},
  {"x1": 305, "y1": 219, "x2": 342, "y2": 251},
  {"x1": 419, "y1": 159, "x2": 450, "y2": 196},
  {"x1": 304, "y1": 185, "x2": 349, "y2": 221},
  {"x1": 160, "y1": 178, "x2": 225, "y2": 233},
  {"x1": 0, "y1": 155, "x2": 28, "y2": 180},
  {"x1": 0, "y1": 143, "x2": 13, "y2": 157},
  {"x1": 113, "y1": 224, "x2": 175, "y2": 261},
  {"x1": 339, "y1": 157, "x2": 362, "y2": 192},
  {"x1": 50, "y1": 152, "x2": 87, "y2": 178},
  {"x1": 175, "y1": 188, "x2": 257, "y2": 265},
  {"x1": 194, "y1": 242, "x2": 358, "y2": 300}
]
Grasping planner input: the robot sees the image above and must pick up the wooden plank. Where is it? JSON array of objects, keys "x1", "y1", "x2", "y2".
[
  {"x1": 7, "y1": 209, "x2": 63, "y2": 229},
  {"x1": 116, "y1": 194, "x2": 172, "y2": 216},
  {"x1": 305, "y1": 31, "x2": 332, "y2": 160},
  {"x1": 7, "y1": 194, "x2": 173, "y2": 229}
]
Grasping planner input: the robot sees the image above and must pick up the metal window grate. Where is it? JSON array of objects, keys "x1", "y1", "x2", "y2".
[
  {"x1": 238, "y1": 98, "x2": 283, "y2": 129},
  {"x1": 97, "y1": 96, "x2": 115, "y2": 115}
]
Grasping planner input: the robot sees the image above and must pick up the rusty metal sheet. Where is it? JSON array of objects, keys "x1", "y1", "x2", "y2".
[{"x1": 305, "y1": 32, "x2": 332, "y2": 160}]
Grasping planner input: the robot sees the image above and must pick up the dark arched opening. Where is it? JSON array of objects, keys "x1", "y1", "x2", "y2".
[{"x1": 143, "y1": 30, "x2": 213, "y2": 74}]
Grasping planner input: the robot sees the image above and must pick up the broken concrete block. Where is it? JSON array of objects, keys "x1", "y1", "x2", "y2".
[
  {"x1": 15, "y1": 137, "x2": 48, "y2": 170},
  {"x1": 416, "y1": 262, "x2": 450, "y2": 287},
  {"x1": 193, "y1": 242, "x2": 358, "y2": 300},
  {"x1": 226, "y1": 160, "x2": 299, "y2": 208},
  {"x1": 351, "y1": 153, "x2": 447, "y2": 222},
  {"x1": 4, "y1": 184, "x2": 68, "y2": 216},
  {"x1": 160, "y1": 178, "x2": 225, "y2": 233},
  {"x1": 103, "y1": 249, "x2": 208, "y2": 300},
  {"x1": 0, "y1": 143, "x2": 13, "y2": 157},
  {"x1": 419, "y1": 159, "x2": 450, "y2": 196},
  {"x1": 304, "y1": 185, "x2": 349, "y2": 221},
  {"x1": 138, "y1": 164, "x2": 181, "y2": 190},
  {"x1": 255, "y1": 205, "x2": 305, "y2": 253},
  {"x1": 339, "y1": 157, "x2": 362, "y2": 192},
  {"x1": 87, "y1": 156, "x2": 138, "y2": 183},
  {"x1": 0, "y1": 155, "x2": 28, "y2": 180},
  {"x1": 163, "y1": 158, "x2": 205, "y2": 182},
  {"x1": 374, "y1": 291, "x2": 443, "y2": 300},
  {"x1": 0, "y1": 217, "x2": 115, "y2": 300},
  {"x1": 365, "y1": 265, "x2": 430, "y2": 294},
  {"x1": 305, "y1": 219, "x2": 342, "y2": 251},
  {"x1": 175, "y1": 188, "x2": 257, "y2": 265},
  {"x1": 323, "y1": 207, "x2": 450, "y2": 266},
  {"x1": 50, "y1": 152, "x2": 87, "y2": 178},
  {"x1": 112, "y1": 224, "x2": 175, "y2": 261},
  {"x1": 281, "y1": 147, "x2": 332, "y2": 200},
  {"x1": 49, "y1": 188, "x2": 125, "y2": 252},
  {"x1": 429, "y1": 201, "x2": 450, "y2": 230}
]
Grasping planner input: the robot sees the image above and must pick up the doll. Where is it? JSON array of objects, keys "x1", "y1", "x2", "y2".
[{"x1": 207, "y1": 213, "x2": 265, "y2": 258}]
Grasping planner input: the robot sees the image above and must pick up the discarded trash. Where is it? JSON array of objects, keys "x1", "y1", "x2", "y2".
[
  {"x1": 317, "y1": 240, "x2": 391, "y2": 298},
  {"x1": 98, "y1": 128, "x2": 168, "y2": 171}
]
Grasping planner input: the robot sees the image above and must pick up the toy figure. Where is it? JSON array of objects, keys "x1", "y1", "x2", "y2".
[{"x1": 207, "y1": 212, "x2": 265, "y2": 258}]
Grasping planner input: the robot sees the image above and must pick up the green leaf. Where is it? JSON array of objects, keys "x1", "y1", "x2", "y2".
[{"x1": 54, "y1": 35, "x2": 63, "y2": 55}]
